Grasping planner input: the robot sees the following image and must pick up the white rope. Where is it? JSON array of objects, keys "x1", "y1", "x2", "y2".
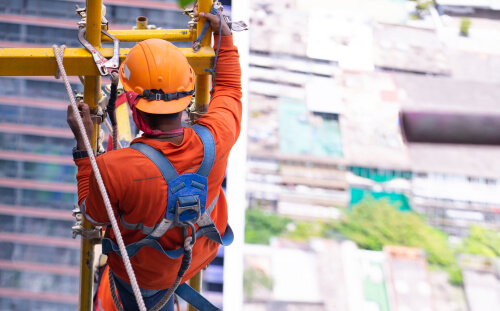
[
  {"x1": 54, "y1": 45, "x2": 66, "y2": 79},
  {"x1": 52, "y1": 45, "x2": 147, "y2": 311}
]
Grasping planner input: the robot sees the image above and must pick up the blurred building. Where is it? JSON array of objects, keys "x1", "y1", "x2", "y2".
[
  {"x1": 459, "y1": 254, "x2": 500, "y2": 311},
  {"x1": 247, "y1": 0, "x2": 500, "y2": 237},
  {"x1": 0, "y1": 1, "x2": 200, "y2": 310},
  {"x1": 243, "y1": 239, "x2": 460, "y2": 311},
  {"x1": 246, "y1": 0, "x2": 349, "y2": 221},
  {"x1": 383, "y1": 246, "x2": 434, "y2": 311}
]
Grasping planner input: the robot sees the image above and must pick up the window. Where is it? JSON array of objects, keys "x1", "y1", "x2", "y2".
[
  {"x1": 21, "y1": 189, "x2": 77, "y2": 209},
  {"x1": 0, "y1": 242, "x2": 80, "y2": 266},
  {"x1": 26, "y1": 25, "x2": 80, "y2": 47},
  {"x1": 22, "y1": 161, "x2": 77, "y2": 183},
  {"x1": 0, "y1": 160, "x2": 18, "y2": 178},
  {"x1": 0, "y1": 78, "x2": 81, "y2": 100},
  {"x1": 0, "y1": 105, "x2": 20, "y2": 123},
  {"x1": 0, "y1": 188, "x2": 15, "y2": 205},
  {"x1": 0, "y1": 132, "x2": 75, "y2": 156},
  {"x1": 0, "y1": 269, "x2": 79, "y2": 294},
  {"x1": 0, "y1": 1, "x2": 23, "y2": 14},
  {"x1": 0, "y1": 187, "x2": 77, "y2": 210},
  {"x1": 24, "y1": 79, "x2": 81, "y2": 99},
  {"x1": 25, "y1": 0, "x2": 82, "y2": 20},
  {"x1": 15, "y1": 105, "x2": 68, "y2": 128},
  {"x1": 0, "y1": 298, "x2": 76, "y2": 311},
  {"x1": 0, "y1": 215, "x2": 74, "y2": 237},
  {"x1": 0, "y1": 160, "x2": 75, "y2": 185},
  {"x1": 0, "y1": 23, "x2": 21, "y2": 42},
  {"x1": 0, "y1": 77, "x2": 20, "y2": 96},
  {"x1": 110, "y1": 5, "x2": 186, "y2": 29}
]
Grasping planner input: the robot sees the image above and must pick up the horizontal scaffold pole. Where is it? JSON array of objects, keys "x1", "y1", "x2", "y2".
[
  {"x1": 103, "y1": 29, "x2": 197, "y2": 42},
  {"x1": 0, "y1": 47, "x2": 214, "y2": 76}
]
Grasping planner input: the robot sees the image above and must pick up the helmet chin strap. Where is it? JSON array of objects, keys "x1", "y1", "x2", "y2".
[{"x1": 126, "y1": 92, "x2": 184, "y2": 138}]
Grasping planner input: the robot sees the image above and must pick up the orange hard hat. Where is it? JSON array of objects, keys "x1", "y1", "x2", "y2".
[{"x1": 119, "y1": 39, "x2": 195, "y2": 114}]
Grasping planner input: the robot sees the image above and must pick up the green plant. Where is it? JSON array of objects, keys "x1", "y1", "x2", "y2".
[
  {"x1": 245, "y1": 208, "x2": 292, "y2": 245},
  {"x1": 336, "y1": 197, "x2": 461, "y2": 284},
  {"x1": 460, "y1": 18, "x2": 471, "y2": 37},
  {"x1": 446, "y1": 265, "x2": 463, "y2": 286},
  {"x1": 243, "y1": 268, "x2": 273, "y2": 298},
  {"x1": 416, "y1": 1, "x2": 432, "y2": 11},
  {"x1": 459, "y1": 225, "x2": 500, "y2": 257},
  {"x1": 177, "y1": 0, "x2": 195, "y2": 7}
]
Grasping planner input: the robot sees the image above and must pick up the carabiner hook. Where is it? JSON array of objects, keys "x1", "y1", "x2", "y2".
[{"x1": 181, "y1": 222, "x2": 197, "y2": 246}]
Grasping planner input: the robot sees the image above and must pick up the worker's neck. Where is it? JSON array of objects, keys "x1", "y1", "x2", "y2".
[
  {"x1": 150, "y1": 119, "x2": 182, "y2": 132},
  {"x1": 139, "y1": 110, "x2": 184, "y2": 143}
]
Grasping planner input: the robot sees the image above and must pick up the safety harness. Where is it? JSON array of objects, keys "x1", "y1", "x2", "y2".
[{"x1": 101, "y1": 123, "x2": 234, "y2": 310}]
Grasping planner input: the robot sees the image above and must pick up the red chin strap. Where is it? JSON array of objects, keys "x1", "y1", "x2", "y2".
[{"x1": 126, "y1": 91, "x2": 184, "y2": 138}]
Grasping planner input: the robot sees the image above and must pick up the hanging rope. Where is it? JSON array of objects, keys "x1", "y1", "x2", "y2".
[
  {"x1": 54, "y1": 45, "x2": 66, "y2": 79},
  {"x1": 108, "y1": 236, "x2": 193, "y2": 311},
  {"x1": 104, "y1": 119, "x2": 123, "y2": 149},
  {"x1": 149, "y1": 237, "x2": 193, "y2": 311},
  {"x1": 107, "y1": 72, "x2": 120, "y2": 150},
  {"x1": 108, "y1": 267, "x2": 125, "y2": 311},
  {"x1": 52, "y1": 45, "x2": 147, "y2": 311}
]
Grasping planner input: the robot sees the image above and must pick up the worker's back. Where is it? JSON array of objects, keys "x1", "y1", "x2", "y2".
[
  {"x1": 76, "y1": 33, "x2": 242, "y2": 290},
  {"x1": 87, "y1": 123, "x2": 232, "y2": 289}
]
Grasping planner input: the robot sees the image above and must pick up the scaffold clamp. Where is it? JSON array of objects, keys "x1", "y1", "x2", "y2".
[{"x1": 72, "y1": 205, "x2": 102, "y2": 240}]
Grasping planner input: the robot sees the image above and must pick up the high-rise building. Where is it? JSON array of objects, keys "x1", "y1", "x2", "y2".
[{"x1": 0, "y1": 1, "x2": 203, "y2": 310}]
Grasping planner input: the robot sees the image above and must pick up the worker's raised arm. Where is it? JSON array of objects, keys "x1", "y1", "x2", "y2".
[{"x1": 194, "y1": 6, "x2": 243, "y2": 145}]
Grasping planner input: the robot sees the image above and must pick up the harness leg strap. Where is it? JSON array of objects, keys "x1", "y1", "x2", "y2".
[{"x1": 175, "y1": 283, "x2": 221, "y2": 311}]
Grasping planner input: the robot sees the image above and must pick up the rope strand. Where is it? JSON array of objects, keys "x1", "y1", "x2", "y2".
[
  {"x1": 52, "y1": 45, "x2": 147, "y2": 311},
  {"x1": 108, "y1": 268, "x2": 125, "y2": 311},
  {"x1": 149, "y1": 237, "x2": 193, "y2": 311}
]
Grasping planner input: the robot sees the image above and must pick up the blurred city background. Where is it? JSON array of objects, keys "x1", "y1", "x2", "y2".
[{"x1": 1, "y1": 0, "x2": 500, "y2": 310}]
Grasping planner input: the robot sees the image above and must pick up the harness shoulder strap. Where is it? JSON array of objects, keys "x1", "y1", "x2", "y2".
[
  {"x1": 191, "y1": 124, "x2": 216, "y2": 177},
  {"x1": 130, "y1": 143, "x2": 178, "y2": 183},
  {"x1": 130, "y1": 124, "x2": 215, "y2": 179}
]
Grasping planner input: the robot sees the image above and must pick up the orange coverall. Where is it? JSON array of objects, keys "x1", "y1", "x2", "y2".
[{"x1": 75, "y1": 34, "x2": 242, "y2": 291}]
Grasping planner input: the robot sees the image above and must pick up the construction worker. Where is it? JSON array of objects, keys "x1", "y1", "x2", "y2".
[{"x1": 67, "y1": 4, "x2": 241, "y2": 310}]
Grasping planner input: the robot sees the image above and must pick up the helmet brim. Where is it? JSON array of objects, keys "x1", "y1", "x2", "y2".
[{"x1": 134, "y1": 95, "x2": 192, "y2": 114}]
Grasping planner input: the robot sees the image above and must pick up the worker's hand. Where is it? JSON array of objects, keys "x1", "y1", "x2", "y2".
[
  {"x1": 193, "y1": 2, "x2": 231, "y2": 36},
  {"x1": 67, "y1": 102, "x2": 94, "y2": 151}
]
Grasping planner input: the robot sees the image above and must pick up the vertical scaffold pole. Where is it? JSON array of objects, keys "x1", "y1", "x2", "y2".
[
  {"x1": 189, "y1": 0, "x2": 212, "y2": 309},
  {"x1": 79, "y1": 0, "x2": 102, "y2": 310},
  {"x1": 194, "y1": 0, "x2": 212, "y2": 114}
]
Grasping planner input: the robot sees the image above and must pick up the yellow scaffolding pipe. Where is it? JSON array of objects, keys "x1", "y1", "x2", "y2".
[
  {"x1": 103, "y1": 29, "x2": 197, "y2": 42},
  {"x1": 194, "y1": 0, "x2": 213, "y2": 114},
  {"x1": 79, "y1": 0, "x2": 102, "y2": 310},
  {"x1": 0, "y1": 47, "x2": 214, "y2": 76},
  {"x1": 189, "y1": 1, "x2": 213, "y2": 309}
]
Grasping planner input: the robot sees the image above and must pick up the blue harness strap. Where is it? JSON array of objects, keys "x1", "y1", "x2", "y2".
[
  {"x1": 191, "y1": 124, "x2": 216, "y2": 177},
  {"x1": 102, "y1": 124, "x2": 233, "y2": 260},
  {"x1": 175, "y1": 283, "x2": 221, "y2": 311}
]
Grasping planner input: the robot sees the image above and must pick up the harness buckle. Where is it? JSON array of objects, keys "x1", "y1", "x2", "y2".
[
  {"x1": 174, "y1": 198, "x2": 202, "y2": 227},
  {"x1": 156, "y1": 93, "x2": 161, "y2": 101}
]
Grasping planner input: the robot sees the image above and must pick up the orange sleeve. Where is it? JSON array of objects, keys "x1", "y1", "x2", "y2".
[
  {"x1": 197, "y1": 34, "x2": 242, "y2": 155},
  {"x1": 75, "y1": 157, "x2": 92, "y2": 206},
  {"x1": 75, "y1": 156, "x2": 118, "y2": 226}
]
